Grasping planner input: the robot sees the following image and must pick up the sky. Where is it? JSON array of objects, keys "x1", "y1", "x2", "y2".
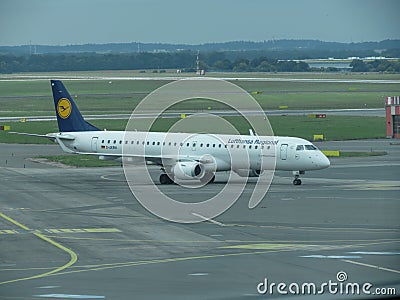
[{"x1": 0, "y1": 0, "x2": 399, "y2": 46}]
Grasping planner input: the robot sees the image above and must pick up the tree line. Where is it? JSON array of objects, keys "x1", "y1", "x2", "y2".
[
  {"x1": 350, "y1": 59, "x2": 400, "y2": 72},
  {"x1": 0, "y1": 52, "x2": 398, "y2": 73}
]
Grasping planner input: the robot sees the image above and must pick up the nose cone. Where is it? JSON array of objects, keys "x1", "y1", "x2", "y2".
[{"x1": 321, "y1": 155, "x2": 330, "y2": 169}]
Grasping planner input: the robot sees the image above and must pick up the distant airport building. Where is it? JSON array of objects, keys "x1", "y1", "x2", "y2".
[{"x1": 386, "y1": 96, "x2": 400, "y2": 138}]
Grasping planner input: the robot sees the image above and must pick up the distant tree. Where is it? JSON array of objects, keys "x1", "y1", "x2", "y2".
[
  {"x1": 213, "y1": 59, "x2": 232, "y2": 70},
  {"x1": 350, "y1": 59, "x2": 370, "y2": 72},
  {"x1": 256, "y1": 60, "x2": 276, "y2": 72}
]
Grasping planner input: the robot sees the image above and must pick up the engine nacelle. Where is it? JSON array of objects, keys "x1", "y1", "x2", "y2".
[
  {"x1": 234, "y1": 169, "x2": 263, "y2": 177},
  {"x1": 173, "y1": 161, "x2": 203, "y2": 180}
]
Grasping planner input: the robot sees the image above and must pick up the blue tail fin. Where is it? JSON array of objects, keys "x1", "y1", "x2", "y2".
[{"x1": 51, "y1": 80, "x2": 99, "y2": 132}]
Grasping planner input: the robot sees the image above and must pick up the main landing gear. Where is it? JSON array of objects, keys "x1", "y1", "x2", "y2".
[
  {"x1": 159, "y1": 173, "x2": 174, "y2": 185},
  {"x1": 159, "y1": 169, "x2": 216, "y2": 185},
  {"x1": 292, "y1": 170, "x2": 304, "y2": 186},
  {"x1": 200, "y1": 172, "x2": 215, "y2": 184}
]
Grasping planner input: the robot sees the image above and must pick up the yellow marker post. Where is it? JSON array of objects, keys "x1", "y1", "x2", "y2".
[
  {"x1": 313, "y1": 134, "x2": 324, "y2": 141},
  {"x1": 279, "y1": 105, "x2": 288, "y2": 109},
  {"x1": 20, "y1": 118, "x2": 26, "y2": 123},
  {"x1": 180, "y1": 113, "x2": 186, "y2": 119},
  {"x1": 322, "y1": 150, "x2": 340, "y2": 157},
  {"x1": 4, "y1": 125, "x2": 10, "y2": 131}
]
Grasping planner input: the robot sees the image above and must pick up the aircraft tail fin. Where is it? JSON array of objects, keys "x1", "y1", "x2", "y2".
[{"x1": 51, "y1": 80, "x2": 100, "y2": 132}]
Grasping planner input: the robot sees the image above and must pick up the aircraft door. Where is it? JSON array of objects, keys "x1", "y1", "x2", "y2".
[
  {"x1": 91, "y1": 137, "x2": 98, "y2": 152},
  {"x1": 280, "y1": 144, "x2": 288, "y2": 160}
]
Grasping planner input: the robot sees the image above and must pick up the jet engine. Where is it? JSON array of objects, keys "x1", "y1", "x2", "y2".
[{"x1": 173, "y1": 161, "x2": 203, "y2": 180}]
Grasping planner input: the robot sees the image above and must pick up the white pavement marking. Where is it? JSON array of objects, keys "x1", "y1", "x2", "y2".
[
  {"x1": 301, "y1": 255, "x2": 362, "y2": 259},
  {"x1": 191, "y1": 213, "x2": 226, "y2": 226},
  {"x1": 341, "y1": 259, "x2": 400, "y2": 274},
  {"x1": 34, "y1": 294, "x2": 105, "y2": 299},
  {"x1": 348, "y1": 251, "x2": 400, "y2": 255},
  {"x1": 188, "y1": 273, "x2": 209, "y2": 276}
]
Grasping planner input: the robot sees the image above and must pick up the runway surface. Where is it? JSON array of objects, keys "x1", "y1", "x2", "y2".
[{"x1": 0, "y1": 140, "x2": 399, "y2": 299}]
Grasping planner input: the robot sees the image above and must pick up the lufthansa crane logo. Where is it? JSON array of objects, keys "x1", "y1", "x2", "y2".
[{"x1": 57, "y1": 98, "x2": 72, "y2": 119}]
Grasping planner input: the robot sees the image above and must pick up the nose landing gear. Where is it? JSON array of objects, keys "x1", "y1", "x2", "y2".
[{"x1": 292, "y1": 170, "x2": 304, "y2": 185}]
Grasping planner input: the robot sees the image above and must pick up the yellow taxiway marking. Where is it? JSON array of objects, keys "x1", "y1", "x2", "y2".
[
  {"x1": 0, "y1": 227, "x2": 121, "y2": 235},
  {"x1": 0, "y1": 229, "x2": 18, "y2": 234},
  {"x1": 0, "y1": 212, "x2": 78, "y2": 285}
]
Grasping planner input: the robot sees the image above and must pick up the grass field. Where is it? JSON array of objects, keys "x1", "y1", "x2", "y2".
[
  {"x1": 37, "y1": 155, "x2": 121, "y2": 167},
  {"x1": 0, "y1": 72, "x2": 399, "y2": 117},
  {"x1": 0, "y1": 71, "x2": 392, "y2": 144},
  {"x1": 0, "y1": 115, "x2": 385, "y2": 144}
]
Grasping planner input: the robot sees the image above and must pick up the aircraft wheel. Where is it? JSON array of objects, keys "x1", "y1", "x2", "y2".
[
  {"x1": 200, "y1": 173, "x2": 215, "y2": 184},
  {"x1": 160, "y1": 173, "x2": 174, "y2": 185},
  {"x1": 293, "y1": 179, "x2": 302, "y2": 185}
]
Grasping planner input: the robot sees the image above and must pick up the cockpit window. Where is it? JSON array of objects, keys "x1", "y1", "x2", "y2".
[
  {"x1": 304, "y1": 144, "x2": 317, "y2": 150},
  {"x1": 296, "y1": 145, "x2": 304, "y2": 151}
]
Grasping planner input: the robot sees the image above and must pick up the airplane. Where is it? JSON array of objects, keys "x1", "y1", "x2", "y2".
[{"x1": 12, "y1": 80, "x2": 330, "y2": 185}]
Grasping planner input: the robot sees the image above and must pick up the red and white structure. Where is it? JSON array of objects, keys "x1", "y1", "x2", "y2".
[{"x1": 386, "y1": 96, "x2": 400, "y2": 139}]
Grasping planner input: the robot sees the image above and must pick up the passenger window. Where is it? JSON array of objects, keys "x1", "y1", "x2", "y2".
[
  {"x1": 107, "y1": 140, "x2": 110, "y2": 144},
  {"x1": 231, "y1": 145, "x2": 234, "y2": 148},
  {"x1": 152, "y1": 141, "x2": 155, "y2": 145},
  {"x1": 187, "y1": 142, "x2": 190, "y2": 147},
  {"x1": 193, "y1": 143, "x2": 196, "y2": 147},
  {"x1": 119, "y1": 140, "x2": 122, "y2": 144},
  {"x1": 249, "y1": 145, "x2": 252, "y2": 149},
  {"x1": 243, "y1": 145, "x2": 246, "y2": 149},
  {"x1": 261, "y1": 145, "x2": 264, "y2": 149},
  {"x1": 219, "y1": 144, "x2": 222, "y2": 148},
  {"x1": 101, "y1": 140, "x2": 104, "y2": 143},
  {"x1": 212, "y1": 144, "x2": 215, "y2": 148},
  {"x1": 137, "y1": 141, "x2": 139, "y2": 145},
  {"x1": 113, "y1": 140, "x2": 116, "y2": 144},
  {"x1": 296, "y1": 145, "x2": 304, "y2": 151},
  {"x1": 168, "y1": 142, "x2": 172, "y2": 146},
  {"x1": 267, "y1": 146, "x2": 270, "y2": 149},
  {"x1": 206, "y1": 144, "x2": 210, "y2": 147},
  {"x1": 200, "y1": 143, "x2": 203, "y2": 147},
  {"x1": 237, "y1": 145, "x2": 240, "y2": 148},
  {"x1": 147, "y1": 141, "x2": 150, "y2": 145},
  {"x1": 255, "y1": 145, "x2": 258, "y2": 149},
  {"x1": 174, "y1": 142, "x2": 177, "y2": 146}
]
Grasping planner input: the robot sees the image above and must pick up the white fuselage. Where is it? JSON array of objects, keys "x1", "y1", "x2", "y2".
[{"x1": 54, "y1": 130, "x2": 330, "y2": 172}]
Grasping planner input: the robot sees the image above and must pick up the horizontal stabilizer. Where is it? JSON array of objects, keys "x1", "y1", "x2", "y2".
[{"x1": 8, "y1": 132, "x2": 76, "y2": 140}]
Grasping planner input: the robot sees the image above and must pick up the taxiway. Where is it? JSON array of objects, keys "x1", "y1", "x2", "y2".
[{"x1": 0, "y1": 140, "x2": 399, "y2": 299}]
